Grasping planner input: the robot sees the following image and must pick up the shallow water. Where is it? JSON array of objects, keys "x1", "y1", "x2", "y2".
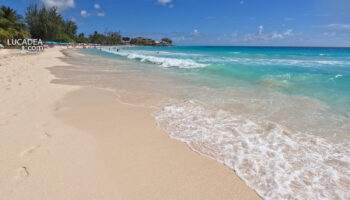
[{"x1": 53, "y1": 47, "x2": 350, "y2": 200}]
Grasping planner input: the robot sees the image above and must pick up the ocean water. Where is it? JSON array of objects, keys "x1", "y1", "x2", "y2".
[{"x1": 79, "y1": 46, "x2": 350, "y2": 200}]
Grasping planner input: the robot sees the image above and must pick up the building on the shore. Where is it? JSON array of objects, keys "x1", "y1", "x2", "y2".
[
  {"x1": 122, "y1": 40, "x2": 131, "y2": 45},
  {"x1": 155, "y1": 40, "x2": 171, "y2": 46}
]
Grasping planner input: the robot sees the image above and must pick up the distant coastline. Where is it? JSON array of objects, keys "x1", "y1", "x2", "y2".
[{"x1": 0, "y1": 4, "x2": 173, "y2": 48}]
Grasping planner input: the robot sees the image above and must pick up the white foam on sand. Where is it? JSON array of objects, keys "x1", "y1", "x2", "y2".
[{"x1": 154, "y1": 100, "x2": 350, "y2": 200}]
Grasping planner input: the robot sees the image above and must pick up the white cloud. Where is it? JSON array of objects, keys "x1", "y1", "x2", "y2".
[
  {"x1": 97, "y1": 12, "x2": 105, "y2": 17},
  {"x1": 94, "y1": 4, "x2": 101, "y2": 9},
  {"x1": 80, "y1": 10, "x2": 89, "y2": 18},
  {"x1": 157, "y1": 0, "x2": 173, "y2": 7},
  {"x1": 80, "y1": 7, "x2": 105, "y2": 18},
  {"x1": 323, "y1": 32, "x2": 337, "y2": 36},
  {"x1": 191, "y1": 29, "x2": 200, "y2": 36},
  {"x1": 240, "y1": 1, "x2": 245, "y2": 5},
  {"x1": 93, "y1": 4, "x2": 105, "y2": 17},
  {"x1": 269, "y1": 29, "x2": 293, "y2": 39},
  {"x1": 258, "y1": 25, "x2": 263, "y2": 35},
  {"x1": 284, "y1": 29, "x2": 293, "y2": 36},
  {"x1": 313, "y1": 24, "x2": 350, "y2": 31},
  {"x1": 244, "y1": 27, "x2": 294, "y2": 41},
  {"x1": 271, "y1": 32, "x2": 283, "y2": 39},
  {"x1": 40, "y1": 0, "x2": 75, "y2": 12}
]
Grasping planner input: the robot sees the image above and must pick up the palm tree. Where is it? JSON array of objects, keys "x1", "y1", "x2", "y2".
[
  {"x1": 25, "y1": 4, "x2": 77, "y2": 42},
  {"x1": 64, "y1": 19, "x2": 77, "y2": 38},
  {"x1": 0, "y1": 6, "x2": 30, "y2": 43}
]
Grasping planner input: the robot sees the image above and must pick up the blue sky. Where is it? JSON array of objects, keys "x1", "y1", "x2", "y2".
[{"x1": 2, "y1": 0, "x2": 350, "y2": 46}]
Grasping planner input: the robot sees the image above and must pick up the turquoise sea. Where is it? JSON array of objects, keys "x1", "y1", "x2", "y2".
[{"x1": 81, "y1": 46, "x2": 350, "y2": 200}]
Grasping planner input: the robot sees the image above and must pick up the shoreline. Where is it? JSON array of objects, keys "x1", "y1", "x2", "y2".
[{"x1": 0, "y1": 47, "x2": 260, "y2": 199}]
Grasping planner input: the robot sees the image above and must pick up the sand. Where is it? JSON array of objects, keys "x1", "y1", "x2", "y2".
[{"x1": 0, "y1": 47, "x2": 260, "y2": 199}]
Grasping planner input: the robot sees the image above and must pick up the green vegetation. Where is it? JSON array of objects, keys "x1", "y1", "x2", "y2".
[
  {"x1": 88, "y1": 31, "x2": 122, "y2": 45},
  {"x1": 130, "y1": 37, "x2": 155, "y2": 46},
  {"x1": 75, "y1": 33, "x2": 89, "y2": 44},
  {"x1": 0, "y1": 6, "x2": 30, "y2": 43},
  {"x1": 0, "y1": 4, "x2": 172, "y2": 46},
  {"x1": 161, "y1": 38, "x2": 172, "y2": 45},
  {"x1": 25, "y1": 4, "x2": 77, "y2": 42},
  {"x1": 128, "y1": 37, "x2": 173, "y2": 46},
  {"x1": 122, "y1": 37, "x2": 130, "y2": 41}
]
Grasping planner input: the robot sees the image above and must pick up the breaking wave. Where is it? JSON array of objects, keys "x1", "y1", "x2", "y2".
[
  {"x1": 197, "y1": 57, "x2": 350, "y2": 68},
  {"x1": 102, "y1": 48, "x2": 207, "y2": 69}
]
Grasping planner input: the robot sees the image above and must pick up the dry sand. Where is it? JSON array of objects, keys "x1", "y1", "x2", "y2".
[{"x1": 0, "y1": 47, "x2": 260, "y2": 199}]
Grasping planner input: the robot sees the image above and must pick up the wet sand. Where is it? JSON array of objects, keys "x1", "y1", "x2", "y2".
[{"x1": 0, "y1": 47, "x2": 260, "y2": 199}]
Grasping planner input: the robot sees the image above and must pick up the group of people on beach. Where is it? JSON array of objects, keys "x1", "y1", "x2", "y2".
[{"x1": 98, "y1": 47, "x2": 120, "y2": 52}]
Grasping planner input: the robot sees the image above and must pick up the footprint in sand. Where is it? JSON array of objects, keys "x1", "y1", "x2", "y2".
[
  {"x1": 53, "y1": 106, "x2": 60, "y2": 111},
  {"x1": 15, "y1": 166, "x2": 30, "y2": 181},
  {"x1": 20, "y1": 145, "x2": 41, "y2": 157},
  {"x1": 41, "y1": 132, "x2": 52, "y2": 139}
]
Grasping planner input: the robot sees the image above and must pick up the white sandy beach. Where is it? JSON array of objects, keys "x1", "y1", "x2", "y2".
[{"x1": 0, "y1": 47, "x2": 260, "y2": 200}]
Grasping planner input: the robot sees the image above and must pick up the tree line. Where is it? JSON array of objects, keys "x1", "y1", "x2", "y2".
[{"x1": 0, "y1": 4, "x2": 172, "y2": 46}]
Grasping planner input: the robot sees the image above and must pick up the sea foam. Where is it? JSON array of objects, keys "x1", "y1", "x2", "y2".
[
  {"x1": 197, "y1": 57, "x2": 350, "y2": 68},
  {"x1": 102, "y1": 48, "x2": 207, "y2": 69},
  {"x1": 154, "y1": 101, "x2": 350, "y2": 200}
]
